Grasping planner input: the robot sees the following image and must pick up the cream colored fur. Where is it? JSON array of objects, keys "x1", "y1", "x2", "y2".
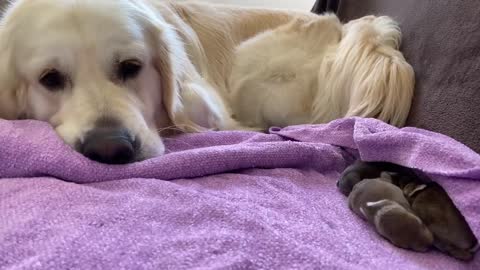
[
  {"x1": 230, "y1": 14, "x2": 414, "y2": 128},
  {"x1": 0, "y1": 0, "x2": 415, "y2": 161}
]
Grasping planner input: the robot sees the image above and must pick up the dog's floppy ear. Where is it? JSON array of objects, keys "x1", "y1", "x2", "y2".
[
  {"x1": 152, "y1": 37, "x2": 227, "y2": 133},
  {"x1": 133, "y1": 2, "x2": 241, "y2": 132},
  {"x1": 0, "y1": 56, "x2": 18, "y2": 119},
  {"x1": 0, "y1": 22, "x2": 26, "y2": 120}
]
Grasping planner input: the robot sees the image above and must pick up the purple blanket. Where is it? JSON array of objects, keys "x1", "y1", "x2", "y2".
[{"x1": 0, "y1": 117, "x2": 479, "y2": 269}]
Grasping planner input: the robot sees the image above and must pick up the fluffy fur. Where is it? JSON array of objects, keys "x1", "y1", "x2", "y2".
[
  {"x1": 0, "y1": 0, "x2": 415, "y2": 162},
  {"x1": 230, "y1": 15, "x2": 414, "y2": 128}
]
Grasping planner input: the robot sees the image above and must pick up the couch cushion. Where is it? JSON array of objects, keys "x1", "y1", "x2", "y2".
[{"x1": 325, "y1": 0, "x2": 480, "y2": 153}]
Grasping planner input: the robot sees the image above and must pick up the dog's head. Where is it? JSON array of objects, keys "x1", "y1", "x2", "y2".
[{"x1": 0, "y1": 0, "x2": 211, "y2": 164}]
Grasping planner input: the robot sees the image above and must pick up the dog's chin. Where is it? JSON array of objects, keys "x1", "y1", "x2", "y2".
[
  {"x1": 137, "y1": 143, "x2": 165, "y2": 162},
  {"x1": 135, "y1": 133, "x2": 166, "y2": 162}
]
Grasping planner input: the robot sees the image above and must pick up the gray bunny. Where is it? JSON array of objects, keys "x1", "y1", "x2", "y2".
[{"x1": 348, "y1": 173, "x2": 433, "y2": 252}]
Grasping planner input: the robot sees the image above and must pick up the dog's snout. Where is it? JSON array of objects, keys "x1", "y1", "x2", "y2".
[{"x1": 81, "y1": 128, "x2": 135, "y2": 164}]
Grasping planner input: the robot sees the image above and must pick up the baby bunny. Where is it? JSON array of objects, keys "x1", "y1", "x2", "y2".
[
  {"x1": 404, "y1": 182, "x2": 479, "y2": 261},
  {"x1": 337, "y1": 160, "x2": 384, "y2": 196},
  {"x1": 348, "y1": 173, "x2": 433, "y2": 252},
  {"x1": 337, "y1": 160, "x2": 423, "y2": 196}
]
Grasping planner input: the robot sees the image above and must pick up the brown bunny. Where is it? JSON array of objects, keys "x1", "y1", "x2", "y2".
[
  {"x1": 348, "y1": 173, "x2": 433, "y2": 252},
  {"x1": 404, "y1": 182, "x2": 479, "y2": 261}
]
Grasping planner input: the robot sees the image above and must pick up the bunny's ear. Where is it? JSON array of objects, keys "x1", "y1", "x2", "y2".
[
  {"x1": 404, "y1": 184, "x2": 427, "y2": 198},
  {"x1": 379, "y1": 171, "x2": 396, "y2": 183},
  {"x1": 361, "y1": 199, "x2": 391, "y2": 220}
]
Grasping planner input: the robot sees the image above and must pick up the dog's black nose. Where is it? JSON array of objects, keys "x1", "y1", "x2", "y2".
[{"x1": 81, "y1": 128, "x2": 135, "y2": 164}]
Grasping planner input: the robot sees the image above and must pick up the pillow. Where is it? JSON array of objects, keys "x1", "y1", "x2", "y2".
[{"x1": 314, "y1": 0, "x2": 480, "y2": 153}]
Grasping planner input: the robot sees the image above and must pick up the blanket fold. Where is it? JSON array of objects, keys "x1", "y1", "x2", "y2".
[
  {"x1": 1, "y1": 118, "x2": 479, "y2": 182},
  {"x1": 0, "y1": 117, "x2": 479, "y2": 270}
]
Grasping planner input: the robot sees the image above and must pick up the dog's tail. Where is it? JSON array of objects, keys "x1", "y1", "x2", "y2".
[{"x1": 313, "y1": 16, "x2": 415, "y2": 127}]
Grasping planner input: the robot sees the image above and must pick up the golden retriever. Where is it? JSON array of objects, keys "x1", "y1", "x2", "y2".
[{"x1": 0, "y1": 0, "x2": 414, "y2": 164}]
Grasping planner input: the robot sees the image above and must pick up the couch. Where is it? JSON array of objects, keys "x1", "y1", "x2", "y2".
[{"x1": 313, "y1": 0, "x2": 480, "y2": 153}]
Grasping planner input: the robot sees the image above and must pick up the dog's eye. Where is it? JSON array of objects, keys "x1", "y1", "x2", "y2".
[
  {"x1": 39, "y1": 69, "x2": 66, "y2": 90},
  {"x1": 118, "y1": 59, "x2": 142, "y2": 81}
]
